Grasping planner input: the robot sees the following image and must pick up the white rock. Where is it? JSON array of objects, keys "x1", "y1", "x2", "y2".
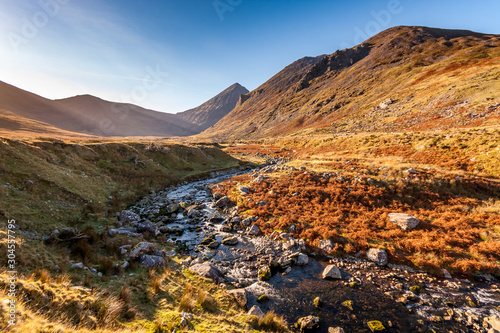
[
  {"x1": 248, "y1": 305, "x2": 264, "y2": 317},
  {"x1": 388, "y1": 213, "x2": 420, "y2": 231},
  {"x1": 322, "y1": 265, "x2": 342, "y2": 279},
  {"x1": 367, "y1": 248, "x2": 388, "y2": 266}
]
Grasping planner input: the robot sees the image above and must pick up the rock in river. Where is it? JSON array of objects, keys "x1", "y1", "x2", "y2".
[
  {"x1": 189, "y1": 263, "x2": 224, "y2": 283},
  {"x1": 322, "y1": 265, "x2": 342, "y2": 280}
]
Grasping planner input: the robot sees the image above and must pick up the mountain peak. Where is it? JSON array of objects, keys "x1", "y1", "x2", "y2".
[{"x1": 177, "y1": 83, "x2": 249, "y2": 131}]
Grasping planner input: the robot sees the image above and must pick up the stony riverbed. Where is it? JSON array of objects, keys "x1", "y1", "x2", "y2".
[{"x1": 116, "y1": 164, "x2": 500, "y2": 332}]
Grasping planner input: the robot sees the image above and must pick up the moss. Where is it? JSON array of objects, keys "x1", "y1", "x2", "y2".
[
  {"x1": 367, "y1": 320, "x2": 385, "y2": 332},
  {"x1": 313, "y1": 297, "x2": 323, "y2": 308},
  {"x1": 258, "y1": 266, "x2": 271, "y2": 281},
  {"x1": 342, "y1": 300, "x2": 353, "y2": 311},
  {"x1": 257, "y1": 294, "x2": 269, "y2": 303},
  {"x1": 410, "y1": 285, "x2": 422, "y2": 294}
]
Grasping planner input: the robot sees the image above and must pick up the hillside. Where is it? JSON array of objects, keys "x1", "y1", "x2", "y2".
[
  {"x1": 199, "y1": 26, "x2": 500, "y2": 140},
  {"x1": 0, "y1": 81, "x2": 245, "y2": 137},
  {"x1": 176, "y1": 83, "x2": 248, "y2": 131}
]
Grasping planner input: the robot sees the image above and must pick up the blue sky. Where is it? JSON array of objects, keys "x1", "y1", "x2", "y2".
[{"x1": 0, "y1": 0, "x2": 499, "y2": 113}]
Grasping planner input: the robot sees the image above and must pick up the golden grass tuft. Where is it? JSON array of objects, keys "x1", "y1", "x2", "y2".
[{"x1": 249, "y1": 311, "x2": 288, "y2": 332}]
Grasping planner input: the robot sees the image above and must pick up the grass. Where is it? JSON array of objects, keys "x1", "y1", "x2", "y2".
[{"x1": 219, "y1": 129, "x2": 500, "y2": 277}]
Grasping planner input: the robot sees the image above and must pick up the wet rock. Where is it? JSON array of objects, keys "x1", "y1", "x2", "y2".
[
  {"x1": 442, "y1": 268, "x2": 452, "y2": 279},
  {"x1": 213, "y1": 192, "x2": 222, "y2": 200},
  {"x1": 388, "y1": 213, "x2": 420, "y2": 231},
  {"x1": 136, "y1": 220, "x2": 159, "y2": 235},
  {"x1": 186, "y1": 205, "x2": 201, "y2": 218},
  {"x1": 258, "y1": 266, "x2": 272, "y2": 281},
  {"x1": 322, "y1": 265, "x2": 342, "y2": 280},
  {"x1": 222, "y1": 236, "x2": 239, "y2": 246},
  {"x1": 109, "y1": 228, "x2": 141, "y2": 237},
  {"x1": 129, "y1": 242, "x2": 157, "y2": 259},
  {"x1": 189, "y1": 263, "x2": 224, "y2": 283},
  {"x1": 241, "y1": 216, "x2": 257, "y2": 227},
  {"x1": 296, "y1": 253, "x2": 309, "y2": 266},
  {"x1": 215, "y1": 196, "x2": 231, "y2": 208},
  {"x1": 159, "y1": 225, "x2": 184, "y2": 236},
  {"x1": 248, "y1": 305, "x2": 264, "y2": 317},
  {"x1": 227, "y1": 288, "x2": 247, "y2": 309},
  {"x1": 296, "y1": 315, "x2": 320, "y2": 331},
  {"x1": 119, "y1": 210, "x2": 140, "y2": 225},
  {"x1": 139, "y1": 255, "x2": 165, "y2": 269},
  {"x1": 207, "y1": 241, "x2": 220, "y2": 249},
  {"x1": 166, "y1": 202, "x2": 179, "y2": 214},
  {"x1": 248, "y1": 225, "x2": 262, "y2": 236},
  {"x1": 367, "y1": 248, "x2": 388, "y2": 266}
]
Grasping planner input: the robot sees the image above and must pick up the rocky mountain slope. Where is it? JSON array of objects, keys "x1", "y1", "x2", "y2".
[
  {"x1": 0, "y1": 81, "x2": 246, "y2": 137},
  {"x1": 199, "y1": 26, "x2": 500, "y2": 140},
  {"x1": 176, "y1": 83, "x2": 248, "y2": 131}
]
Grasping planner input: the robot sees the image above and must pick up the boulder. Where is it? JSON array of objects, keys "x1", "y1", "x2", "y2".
[
  {"x1": 189, "y1": 263, "x2": 224, "y2": 283},
  {"x1": 248, "y1": 225, "x2": 262, "y2": 236},
  {"x1": 166, "y1": 202, "x2": 179, "y2": 214},
  {"x1": 296, "y1": 253, "x2": 309, "y2": 266},
  {"x1": 239, "y1": 186, "x2": 251, "y2": 195},
  {"x1": 136, "y1": 220, "x2": 159, "y2": 235},
  {"x1": 222, "y1": 236, "x2": 239, "y2": 246},
  {"x1": 296, "y1": 315, "x2": 320, "y2": 331},
  {"x1": 129, "y1": 242, "x2": 157, "y2": 259},
  {"x1": 119, "y1": 210, "x2": 140, "y2": 225},
  {"x1": 248, "y1": 305, "x2": 264, "y2": 317},
  {"x1": 213, "y1": 192, "x2": 222, "y2": 200},
  {"x1": 215, "y1": 196, "x2": 231, "y2": 208},
  {"x1": 319, "y1": 239, "x2": 334, "y2": 253},
  {"x1": 322, "y1": 265, "x2": 342, "y2": 280},
  {"x1": 485, "y1": 315, "x2": 500, "y2": 331},
  {"x1": 71, "y1": 262, "x2": 84, "y2": 269},
  {"x1": 139, "y1": 255, "x2": 166, "y2": 269},
  {"x1": 227, "y1": 288, "x2": 247, "y2": 309},
  {"x1": 108, "y1": 228, "x2": 141, "y2": 237},
  {"x1": 367, "y1": 248, "x2": 388, "y2": 266},
  {"x1": 388, "y1": 213, "x2": 420, "y2": 231}
]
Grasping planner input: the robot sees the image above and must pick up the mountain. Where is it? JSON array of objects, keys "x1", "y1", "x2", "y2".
[
  {"x1": 176, "y1": 83, "x2": 248, "y2": 131},
  {"x1": 0, "y1": 81, "x2": 244, "y2": 137},
  {"x1": 199, "y1": 26, "x2": 500, "y2": 140}
]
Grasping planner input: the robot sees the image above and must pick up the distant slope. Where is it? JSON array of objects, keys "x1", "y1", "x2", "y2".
[
  {"x1": 199, "y1": 26, "x2": 500, "y2": 140},
  {"x1": 176, "y1": 83, "x2": 248, "y2": 131},
  {"x1": 0, "y1": 81, "x2": 246, "y2": 137},
  {"x1": 54, "y1": 95, "x2": 200, "y2": 137}
]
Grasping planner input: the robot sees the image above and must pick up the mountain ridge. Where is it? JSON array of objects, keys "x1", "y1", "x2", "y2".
[
  {"x1": 0, "y1": 81, "x2": 246, "y2": 137},
  {"x1": 198, "y1": 26, "x2": 500, "y2": 140}
]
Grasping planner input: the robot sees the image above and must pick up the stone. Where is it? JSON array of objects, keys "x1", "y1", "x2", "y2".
[
  {"x1": 222, "y1": 236, "x2": 239, "y2": 246},
  {"x1": 119, "y1": 245, "x2": 132, "y2": 255},
  {"x1": 241, "y1": 216, "x2": 257, "y2": 227},
  {"x1": 239, "y1": 186, "x2": 251, "y2": 195},
  {"x1": 322, "y1": 265, "x2": 342, "y2": 280},
  {"x1": 388, "y1": 213, "x2": 420, "y2": 231},
  {"x1": 215, "y1": 196, "x2": 231, "y2": 208},
  {"x1": 129, "y1": 242, "x2": 157, "y2": 259},
  {"x1": 442, "y1": 268, "x2": 452, "y2": 279},
  {"x1": 166, "y1": 202, "x2": 179, "y2": 214},
  {"x1": 328, "y1": 328, "x2": 345, "y2": 333},
  {"x1": 136, "y1": 220, "x2": 159, "y2": 235},
  {"x1": 119, "y1": 210, "x2": 140, "y2": 225},
  {"x1": 248, "y1": 225, "x2": 262, "y2": 236},
  {"x1": 257, "y1": 294, "x2": 269, "y2": 303},
  {"x1": 367, "y1": 320, "x2": 385, "y2": 332},
  {"x1": 319, "y1": 239, "x2": 334, "y2": 253},
  {"x1": 71, "y1": 262, "x2": 84, "y2": 269},
  {"x1": 486, "y1": 316, "x2": 500, "y2": 331},
  {"x1": 248, "y1": 305, "x2": 264, "y2": 317},
  {"x1": 207, "y1": 241, "x2": 220, "y2": 249},
  {"x1": 367, "y1": 248, "x2": 388, "y2": 266},
  {"x1": 227, "y1": 288, "x2": 247, "y2": 309},
  {"x1": 379, "y1": 98, "x2": 393, "y2": 109},
  {"x1": 213, "y1": 192, "x2": 222, "y2": 200},
  {"x1": 108, "y1": 228, "x2": 141, "y2": 237},
  {"x1": 189, "y1": 263, "x2": 224, "y2": 283},
  {"x1": 313, "y1": 297, "x2": 323, "y2": 308},
  {"x1": 296, "y1": 315, "x2": 320, "y2": 331},
  {"x1": 258, "y1": 266, "x2": 272, "y2": 281},
  {"x1": 296, "y1": 253, "x2": 309, "y2": 266},
  {"x1": 139, "y1": 255, "x2": 166, "y2": 269}
]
